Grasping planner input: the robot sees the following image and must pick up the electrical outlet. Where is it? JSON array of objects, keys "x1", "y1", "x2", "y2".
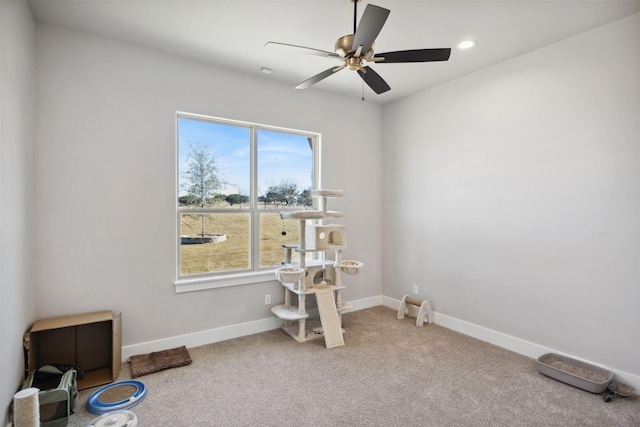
[
  {"x1": 265, "y1": 294, "x2": 271, "y2": 305},
  {"x1": 412, "y1": 285, "x2": 418, "y2": 295}
]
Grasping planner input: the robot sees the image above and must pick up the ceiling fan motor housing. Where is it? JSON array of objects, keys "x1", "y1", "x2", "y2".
[{"x1": 336, "y1": 34, "x2": 375, "y2": 70}]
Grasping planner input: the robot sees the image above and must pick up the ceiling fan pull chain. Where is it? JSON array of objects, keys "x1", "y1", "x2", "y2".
[{"x1": 362, "y1": 80, "x2": 365, "y2": 102}]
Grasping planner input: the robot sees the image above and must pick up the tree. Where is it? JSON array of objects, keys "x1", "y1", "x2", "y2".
[
  {"x1": 225, "y1": 194, "x2": 249, "y2": 207},
  {"x1": 178, "y1": 195, "x2": 200, "y2": 207},
  {"x1": 276, "y1": 180, "x2": 299, "y2": 206},
  {"x1": 262, "y1": 187, "x2": 279, "y2": 207},
  {"x1": 210, "y1": 193, "x2": 227, "y2": 205},
  {"x1": 182, "y1": 141, "x2": 224, "y2": 236},
  {"x1": 297, "y1": 188, "x2": 313, "y2": 207},
  {"x1": 262, "y1": 180, "x2": 299, "y2": 207}
]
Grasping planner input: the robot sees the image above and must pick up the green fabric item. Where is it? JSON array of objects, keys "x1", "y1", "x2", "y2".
[{"x1": 21, "y1": 365, "x2": 79, "y2": 427}]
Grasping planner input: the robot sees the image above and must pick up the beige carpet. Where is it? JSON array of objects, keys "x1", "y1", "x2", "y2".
[{"x1": 69, "y1": 306, "x2": 639, "y2": 426}]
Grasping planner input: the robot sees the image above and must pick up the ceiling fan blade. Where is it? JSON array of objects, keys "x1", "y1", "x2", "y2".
[
  {"x1": 374, "y1": 48, "x2": 452, "y2": 63},
  {"x1": 351, "y1": 4, "x2": 390, "y2": 56},
  {"x1": 295, "y1": 64, "x2": 347, "y2": 90},
  {"x1": 357, "y1": 66, "x2": 391, "y2": 94},
  {"x1": 265, "y1": 41, "x2": 340, "y2": 59}
]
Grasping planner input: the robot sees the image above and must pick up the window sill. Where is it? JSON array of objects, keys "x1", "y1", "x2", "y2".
[{"x1": 174, "y1": 269, "x2": 277, "y2": 293}]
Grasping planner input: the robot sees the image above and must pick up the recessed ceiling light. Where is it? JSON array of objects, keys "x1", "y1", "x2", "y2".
[
  {"x1": 457, "y1": 40, "x2": 477, "y2": 50},
  {"x1": 261, "y1": 67, "x2": 272, "y2": 74}
]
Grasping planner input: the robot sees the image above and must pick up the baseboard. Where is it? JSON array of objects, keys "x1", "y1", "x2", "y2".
[
  {"x1": 123, "y1": 295, "x2": 638, "y2": 391},
  {"x1": 343, "y1": 295, "x2": 383, "y2": 312},
  {"x1": 122, "y1": 295, "x2": 382, "y2": 361},
  {"x1": 381, "y1": 295, "x2": 640, "y2": 390},
  {"x1": 122, "y1": 316, "x2": 281, "y2": 361}
]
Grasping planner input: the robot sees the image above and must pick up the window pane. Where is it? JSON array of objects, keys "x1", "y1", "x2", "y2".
[
  {"x1": 180, "y1": 213, "x2": 250, "y2": 274},
  {"x1": 257, "y1": 129, "x2": 313, "y2": 210},
  {"x1": 177, "y1": 113, "x2": 318, "y2": 281},
  {"x1": 178, "y1": 118, "x2": 250, "y2": 209},
  {"x1": 259, "y1": 213, "x2": 303, "y2": 268}
]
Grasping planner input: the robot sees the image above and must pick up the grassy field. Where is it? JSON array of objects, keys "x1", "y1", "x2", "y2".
[{"x1": 180, "y1": 212, "x2": 301, "y2": 275}]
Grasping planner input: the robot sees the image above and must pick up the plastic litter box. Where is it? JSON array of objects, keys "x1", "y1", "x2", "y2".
[{"x1": 537, "y1": 353, "x2": 613, "y2": 393}]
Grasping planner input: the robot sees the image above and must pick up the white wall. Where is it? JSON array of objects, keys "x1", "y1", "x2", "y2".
[
  {"x1": 0, "y1": 0, "x2": 36, "y2": 422},
  {"x1": 383, "y1": 13, "x2": 639, "y2": 383},
  {"x1": 34, "y1": 24, "x2": 383, "y2": 349}
]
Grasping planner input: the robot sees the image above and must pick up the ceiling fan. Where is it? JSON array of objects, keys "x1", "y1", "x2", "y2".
[{"x1": 265, "y1": 0, "x2": 451, "y2": 95}]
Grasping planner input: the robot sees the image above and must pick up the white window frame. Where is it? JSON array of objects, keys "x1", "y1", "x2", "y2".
[{"x1": 174, "y1": 112, "x2": 321, "y2": 293}]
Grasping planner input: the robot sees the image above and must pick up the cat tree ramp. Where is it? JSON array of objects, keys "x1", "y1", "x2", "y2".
[{"x1": 271, "y1": 189, "x2": 363, "y2": 348}]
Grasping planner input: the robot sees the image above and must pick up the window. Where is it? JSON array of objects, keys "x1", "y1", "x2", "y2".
[{"x1": 176, "y1": 113, "x2": 319, "y2": 289}]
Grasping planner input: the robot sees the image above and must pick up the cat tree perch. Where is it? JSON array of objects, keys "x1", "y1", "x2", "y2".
[{"x1": 271, "y1": 189, "x2": 362, "y2": 348}]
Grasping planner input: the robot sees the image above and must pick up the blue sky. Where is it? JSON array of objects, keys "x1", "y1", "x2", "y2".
[{"x1": 178, "y1": 117, "x2": 314, "y2": 198}]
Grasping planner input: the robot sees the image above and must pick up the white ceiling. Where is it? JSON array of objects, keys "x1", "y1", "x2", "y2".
[{"x1": 27, "y1": 0, "x2": 640, "y2": 104}]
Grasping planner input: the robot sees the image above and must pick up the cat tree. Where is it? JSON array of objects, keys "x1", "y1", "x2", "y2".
[{"x1": 271, "y1": 189, "x2": 362, "y2": 348}]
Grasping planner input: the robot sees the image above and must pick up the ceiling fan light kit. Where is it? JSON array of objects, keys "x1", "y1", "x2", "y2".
[{"x1": 266, "y1": 0, "x2": 452, "y2": 95}]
